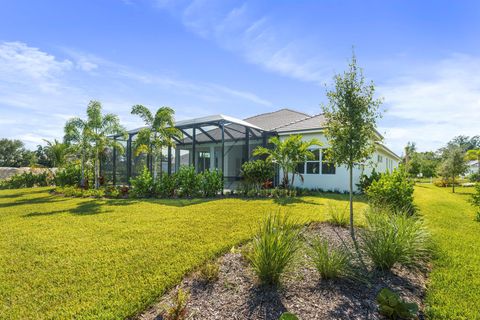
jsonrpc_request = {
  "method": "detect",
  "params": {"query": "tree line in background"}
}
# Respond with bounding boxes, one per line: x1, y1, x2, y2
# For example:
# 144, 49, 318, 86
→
0, 138, 68, 168
403, 135, 480, 192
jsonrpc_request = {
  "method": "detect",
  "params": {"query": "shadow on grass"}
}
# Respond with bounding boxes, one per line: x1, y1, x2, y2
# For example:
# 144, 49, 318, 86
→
23, 200, 112, 217
105, 197, 218, 208
0, 188, 50, 199
273, 197, 323, 206
0, 194, 68, 209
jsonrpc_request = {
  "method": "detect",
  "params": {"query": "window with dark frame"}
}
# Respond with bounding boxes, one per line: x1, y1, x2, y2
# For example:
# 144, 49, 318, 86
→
321, 149, 336, 174
306, 149, 320, 174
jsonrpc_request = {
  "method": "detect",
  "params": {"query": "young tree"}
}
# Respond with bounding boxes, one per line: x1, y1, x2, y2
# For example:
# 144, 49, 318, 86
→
131, 105, 182, 179
403, 142, 420, 177
438, 145, 468, 193
253, 135, 321, 189
322, 53, 383, 241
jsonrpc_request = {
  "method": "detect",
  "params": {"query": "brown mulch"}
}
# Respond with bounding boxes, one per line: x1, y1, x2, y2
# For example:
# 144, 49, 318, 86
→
137, 223, 428, 320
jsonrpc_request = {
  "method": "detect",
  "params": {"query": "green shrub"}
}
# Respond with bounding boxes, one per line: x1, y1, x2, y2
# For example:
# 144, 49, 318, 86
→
55, 162, 82, 187
130, 166, 154, 198
199, 169, 223, 197
155, 173, 177, 198
271, 188, 296, 198
104, 186, 120, 198
327, 202, 349, 227
376, 288, 418, 319
468, 172, 480, 183
361, 210, 431, 270
198, 262, 220, 283
0, 171, 53, 189
471, 183, 480, 209
240, 160, 274, 191
176, 166, 200, 198
279, 313, 299, 320
357, 169, 382, 193
309, 238, 351, 279
247, 213, 300, 285
366, 169, 415, 214
57, 186, 84, 197
163, 288, 189, 320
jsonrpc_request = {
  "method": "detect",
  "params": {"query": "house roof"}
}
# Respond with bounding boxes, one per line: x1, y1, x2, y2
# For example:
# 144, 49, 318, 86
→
175, 114, 264, 131
181, 108, 312, 144
275, 114, 326, 132
121, 108, 400, 160
243, 108, 311, 131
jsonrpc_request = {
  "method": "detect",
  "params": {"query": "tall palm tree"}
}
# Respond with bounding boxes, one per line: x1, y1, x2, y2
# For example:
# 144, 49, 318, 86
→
64, 117, 90, 188
131, 105, 182, 178
253, 135, 321, 189
86, 101, 126, 189
42, 139, 68, 167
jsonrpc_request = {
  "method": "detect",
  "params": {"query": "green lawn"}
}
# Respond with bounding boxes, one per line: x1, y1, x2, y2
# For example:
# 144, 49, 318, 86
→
0, 188, 366, 319
414, 184, 480, 319
1, 185, 478, 319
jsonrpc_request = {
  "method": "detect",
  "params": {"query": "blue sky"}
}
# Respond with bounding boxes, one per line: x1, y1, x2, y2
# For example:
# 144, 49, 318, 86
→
0, 0, 479, 154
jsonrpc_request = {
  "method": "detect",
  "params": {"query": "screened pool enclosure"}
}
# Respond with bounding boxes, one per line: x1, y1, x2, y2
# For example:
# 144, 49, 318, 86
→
103, 114, 274, 189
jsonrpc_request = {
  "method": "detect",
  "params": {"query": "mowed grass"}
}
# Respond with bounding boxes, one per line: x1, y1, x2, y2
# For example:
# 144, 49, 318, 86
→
414, 184, 480, 319
0, 188, 366, 319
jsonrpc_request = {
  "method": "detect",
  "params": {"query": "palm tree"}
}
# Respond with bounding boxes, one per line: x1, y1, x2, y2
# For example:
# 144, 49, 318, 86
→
64, 117, 90, 188
131, 105, 182, 178
466, 149, 480, 175
42, 139, 68, 167
86, 101, 126, 189
253, 135, 321, 189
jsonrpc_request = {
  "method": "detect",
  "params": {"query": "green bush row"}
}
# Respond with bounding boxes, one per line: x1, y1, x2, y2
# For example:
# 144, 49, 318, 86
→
0, 171, 54, 189
130, 166, 223, 198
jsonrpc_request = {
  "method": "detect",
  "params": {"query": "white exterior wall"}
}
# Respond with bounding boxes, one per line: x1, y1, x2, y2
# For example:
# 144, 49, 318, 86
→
278, 131, 400, 193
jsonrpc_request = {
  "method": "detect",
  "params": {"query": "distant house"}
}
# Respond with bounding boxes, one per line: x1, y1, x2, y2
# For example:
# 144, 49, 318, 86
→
466, 160, 479, 176
110, 109, 401, 192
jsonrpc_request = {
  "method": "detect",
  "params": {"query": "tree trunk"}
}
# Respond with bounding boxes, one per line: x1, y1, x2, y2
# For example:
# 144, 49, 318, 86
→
452, 175, 455, 193
80, 148, 85, 189
94, 147, 99, 189
153, 151, 157, 180
349, 165, 355, 239
159, 148, 163, 177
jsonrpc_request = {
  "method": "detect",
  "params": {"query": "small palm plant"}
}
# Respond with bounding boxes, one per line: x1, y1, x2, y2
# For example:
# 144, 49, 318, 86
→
131, 105, 182, 179
247, 213, 301, 285
253, 135, 321, 189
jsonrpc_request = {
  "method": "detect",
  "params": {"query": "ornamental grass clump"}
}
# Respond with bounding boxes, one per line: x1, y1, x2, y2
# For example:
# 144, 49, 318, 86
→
309, 238, 351, 279
327, 202, 349, 228
361, 209, 431, 271
248, 213, 301, 285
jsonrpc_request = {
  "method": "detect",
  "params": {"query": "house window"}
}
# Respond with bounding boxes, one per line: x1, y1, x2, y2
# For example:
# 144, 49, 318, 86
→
378, 155, 383, 163
306, 149, 320, 174
321, 149, 336, 174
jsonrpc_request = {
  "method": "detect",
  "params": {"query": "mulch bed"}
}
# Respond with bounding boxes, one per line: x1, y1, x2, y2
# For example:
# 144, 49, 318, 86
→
137, 223, 428, 320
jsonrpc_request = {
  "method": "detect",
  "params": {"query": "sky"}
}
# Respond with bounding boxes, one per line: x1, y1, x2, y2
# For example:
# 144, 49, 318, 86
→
0, 0, 479, 155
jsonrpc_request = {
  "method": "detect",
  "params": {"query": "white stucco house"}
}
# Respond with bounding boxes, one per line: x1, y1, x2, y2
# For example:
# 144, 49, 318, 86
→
112, 108, 401, 192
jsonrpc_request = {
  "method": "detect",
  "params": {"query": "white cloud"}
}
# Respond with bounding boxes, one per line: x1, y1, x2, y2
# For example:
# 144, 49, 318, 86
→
379, 54, 480, 153
157, 0, 331, 84
0, 41, 272, 148
0, 41, 73, 92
